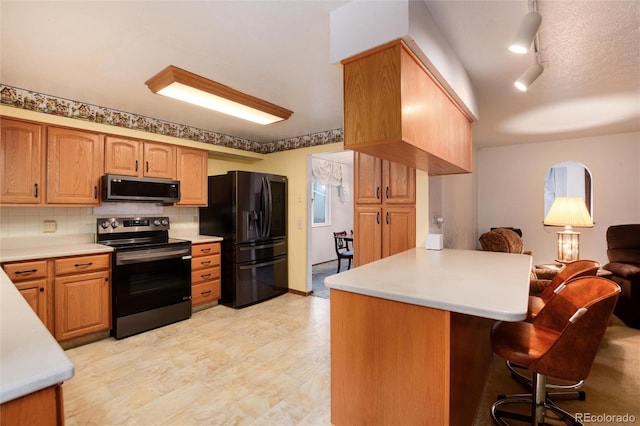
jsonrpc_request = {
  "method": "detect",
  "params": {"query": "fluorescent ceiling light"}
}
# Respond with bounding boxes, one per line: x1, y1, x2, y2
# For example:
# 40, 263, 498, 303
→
145, 65, 293, 125
509, 11, 542, 54
514, 63, 544, 92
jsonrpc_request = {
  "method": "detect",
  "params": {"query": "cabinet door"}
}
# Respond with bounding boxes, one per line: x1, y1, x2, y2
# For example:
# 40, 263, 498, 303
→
382, 206, 416, 258
354, 206, 382, 267
15, 279, 48, 328
0, 119, 43, 204
354, 152, 382, 204
47, 127, 103, 205
176, 147, 207, 206
54, 271, 110, 341
143, 142, 175, 178
104, 136, 142, 176
383, 160, 415, 204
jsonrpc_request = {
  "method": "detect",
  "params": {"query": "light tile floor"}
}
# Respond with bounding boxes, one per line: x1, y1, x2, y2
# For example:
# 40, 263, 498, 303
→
64, 293, 331, 425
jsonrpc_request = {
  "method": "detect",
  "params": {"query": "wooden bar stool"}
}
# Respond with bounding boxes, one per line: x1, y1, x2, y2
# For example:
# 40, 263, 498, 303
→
490, 276, 620, 426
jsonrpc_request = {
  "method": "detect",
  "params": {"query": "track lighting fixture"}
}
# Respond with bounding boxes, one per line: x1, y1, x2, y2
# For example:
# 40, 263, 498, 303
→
509, 10, 542, 54
514, 63, 544, 91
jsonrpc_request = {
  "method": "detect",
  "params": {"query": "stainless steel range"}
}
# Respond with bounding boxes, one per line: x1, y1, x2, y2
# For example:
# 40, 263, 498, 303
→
97, 217, 192, 339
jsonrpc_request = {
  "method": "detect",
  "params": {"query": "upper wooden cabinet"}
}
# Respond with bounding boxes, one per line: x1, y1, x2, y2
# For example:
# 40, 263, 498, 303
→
343, 40, 472, 176
47, 126, 104, 205
105, 136, 175, 179
0, 118, 44, 205
176, 146, 208, 206
354, 152, 415, 205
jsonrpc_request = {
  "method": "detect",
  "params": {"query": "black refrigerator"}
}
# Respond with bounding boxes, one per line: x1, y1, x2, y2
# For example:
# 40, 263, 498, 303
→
199, 171, 288, 308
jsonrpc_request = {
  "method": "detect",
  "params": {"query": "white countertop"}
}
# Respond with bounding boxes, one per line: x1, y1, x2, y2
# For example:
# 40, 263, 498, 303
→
0, 243, 114, 263
0, 269, 75, 404
324, 248, 532, 321
173, 235, 223, 244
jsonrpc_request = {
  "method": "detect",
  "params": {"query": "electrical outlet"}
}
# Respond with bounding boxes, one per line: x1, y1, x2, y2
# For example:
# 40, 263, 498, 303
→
43, 220, 57, 233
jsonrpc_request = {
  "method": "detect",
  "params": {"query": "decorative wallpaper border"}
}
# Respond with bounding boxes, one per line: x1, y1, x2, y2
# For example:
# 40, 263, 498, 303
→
0, 84, 343, 154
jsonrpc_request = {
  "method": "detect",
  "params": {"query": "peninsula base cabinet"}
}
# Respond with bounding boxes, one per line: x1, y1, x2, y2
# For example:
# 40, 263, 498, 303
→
0, 384, 64, 426
331, 289, 493, 426
54, 254, 111, 342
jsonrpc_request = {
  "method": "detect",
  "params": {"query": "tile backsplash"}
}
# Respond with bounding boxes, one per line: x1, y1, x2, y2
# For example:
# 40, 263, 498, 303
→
0, 204, 199, 240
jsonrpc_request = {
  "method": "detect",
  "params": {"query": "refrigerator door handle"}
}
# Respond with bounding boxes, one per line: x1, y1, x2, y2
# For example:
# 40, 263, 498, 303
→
238, 257, 285, 270
264, 177, 272, 238
260, 176, 267, 239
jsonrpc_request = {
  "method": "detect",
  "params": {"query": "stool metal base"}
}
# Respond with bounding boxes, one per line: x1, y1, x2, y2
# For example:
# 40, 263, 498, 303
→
506, 361, 586, 401
491, 373, 584, 426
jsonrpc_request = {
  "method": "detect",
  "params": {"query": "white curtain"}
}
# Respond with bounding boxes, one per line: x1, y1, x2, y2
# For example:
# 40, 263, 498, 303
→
311, 159, 350, 202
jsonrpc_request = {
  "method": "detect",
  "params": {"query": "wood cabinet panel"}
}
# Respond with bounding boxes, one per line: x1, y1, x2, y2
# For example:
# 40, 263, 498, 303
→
2, 259, 53, 332
354, 206, 382, 267
383, 160, 415, 204
54, 253, 111, 341
382, 206, 416, 258
54, 270, 110, 341
343, 40, 472, 175
0, 119, 44, 204
0, 384, 64, 426
104, 136, 142, 176
354, 152, 382, 204
143, 142, 175, 178
14, 279, 48, 325
191, 242, 221, 306
46, 127, 103, 205
3, 260, 48, 281
176, 146, 207, 206
54, 254, 111, 276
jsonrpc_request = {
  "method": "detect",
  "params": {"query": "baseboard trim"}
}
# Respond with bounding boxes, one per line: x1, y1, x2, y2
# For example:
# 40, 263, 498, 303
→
289, 288, 312, 297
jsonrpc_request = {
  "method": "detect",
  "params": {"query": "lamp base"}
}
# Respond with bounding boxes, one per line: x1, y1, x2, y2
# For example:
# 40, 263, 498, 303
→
556, 230, 581, 263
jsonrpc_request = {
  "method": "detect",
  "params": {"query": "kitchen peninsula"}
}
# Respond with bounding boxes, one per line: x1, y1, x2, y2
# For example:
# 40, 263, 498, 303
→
325, 248, 532, 426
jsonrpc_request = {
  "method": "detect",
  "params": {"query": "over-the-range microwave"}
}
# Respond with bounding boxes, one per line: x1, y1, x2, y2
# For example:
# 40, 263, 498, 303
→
101, 174, 181, 203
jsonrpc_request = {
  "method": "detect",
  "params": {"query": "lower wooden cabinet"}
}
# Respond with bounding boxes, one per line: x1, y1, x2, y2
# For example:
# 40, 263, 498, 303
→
2, 259, 52, 333
191, 242, 221, 306
54, 254, 111, 342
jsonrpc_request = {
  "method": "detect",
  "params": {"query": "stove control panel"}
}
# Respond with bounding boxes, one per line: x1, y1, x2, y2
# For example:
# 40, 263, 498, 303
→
97, 217, 171, 234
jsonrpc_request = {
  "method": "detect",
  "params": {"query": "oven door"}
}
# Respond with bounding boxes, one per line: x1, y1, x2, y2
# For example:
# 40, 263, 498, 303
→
113, 244, 192, 317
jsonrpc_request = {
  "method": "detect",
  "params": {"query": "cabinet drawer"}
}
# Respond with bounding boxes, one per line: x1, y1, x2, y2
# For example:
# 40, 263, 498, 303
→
192, 280, 221, 306
55, 254, 110, 275
192, 242, 220, 257
191, 266, 221, 285
192, 254, 221, 270
3, 260, 48, 282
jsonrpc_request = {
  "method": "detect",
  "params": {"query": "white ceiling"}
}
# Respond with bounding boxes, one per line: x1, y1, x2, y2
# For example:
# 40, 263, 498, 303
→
1, 1, 639, 150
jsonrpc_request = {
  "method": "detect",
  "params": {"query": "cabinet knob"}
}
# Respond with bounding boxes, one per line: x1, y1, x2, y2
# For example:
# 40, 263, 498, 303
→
34, 183, 38, 198
376, 187, 380, 199
94, 186, 98, 199
386, 187, 389, 199
386, 211, 390, 224
146, 161, 149, 173
135, 160, 139, 172
376, 212, 380, 224
39, 287, 45, 293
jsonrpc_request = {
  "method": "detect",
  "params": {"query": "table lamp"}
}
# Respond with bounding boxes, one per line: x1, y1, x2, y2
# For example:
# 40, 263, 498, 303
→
543, 197, 593, 263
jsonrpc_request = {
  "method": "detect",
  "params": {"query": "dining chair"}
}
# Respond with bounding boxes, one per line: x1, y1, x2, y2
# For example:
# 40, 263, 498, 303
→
333, 231, 353, 273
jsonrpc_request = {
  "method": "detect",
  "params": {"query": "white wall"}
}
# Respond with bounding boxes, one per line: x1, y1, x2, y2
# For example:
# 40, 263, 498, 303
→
477, 132, 640, 266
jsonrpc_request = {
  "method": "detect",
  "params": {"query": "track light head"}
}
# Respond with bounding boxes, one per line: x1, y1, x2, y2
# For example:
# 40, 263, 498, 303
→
509, 11, 542, 54
514, 63, 544, 91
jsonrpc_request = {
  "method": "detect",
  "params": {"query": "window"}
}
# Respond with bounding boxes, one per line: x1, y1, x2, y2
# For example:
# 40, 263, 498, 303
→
312, 180, 331, 226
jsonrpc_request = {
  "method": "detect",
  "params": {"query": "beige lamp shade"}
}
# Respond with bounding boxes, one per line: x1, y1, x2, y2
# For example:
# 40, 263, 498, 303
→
543, 197, 593, 228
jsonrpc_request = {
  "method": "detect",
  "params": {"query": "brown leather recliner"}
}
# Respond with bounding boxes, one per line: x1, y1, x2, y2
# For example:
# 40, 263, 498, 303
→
603, 224, 640, 329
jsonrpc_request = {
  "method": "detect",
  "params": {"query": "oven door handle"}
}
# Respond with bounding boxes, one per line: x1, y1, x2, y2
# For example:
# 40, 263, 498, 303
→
116, 248, 192, 265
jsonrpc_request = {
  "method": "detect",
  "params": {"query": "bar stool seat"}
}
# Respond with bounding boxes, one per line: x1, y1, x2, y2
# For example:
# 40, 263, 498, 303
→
490, 276, 620, 426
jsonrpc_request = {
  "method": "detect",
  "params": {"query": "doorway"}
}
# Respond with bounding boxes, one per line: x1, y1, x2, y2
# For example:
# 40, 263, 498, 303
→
307, 150, 354, 298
